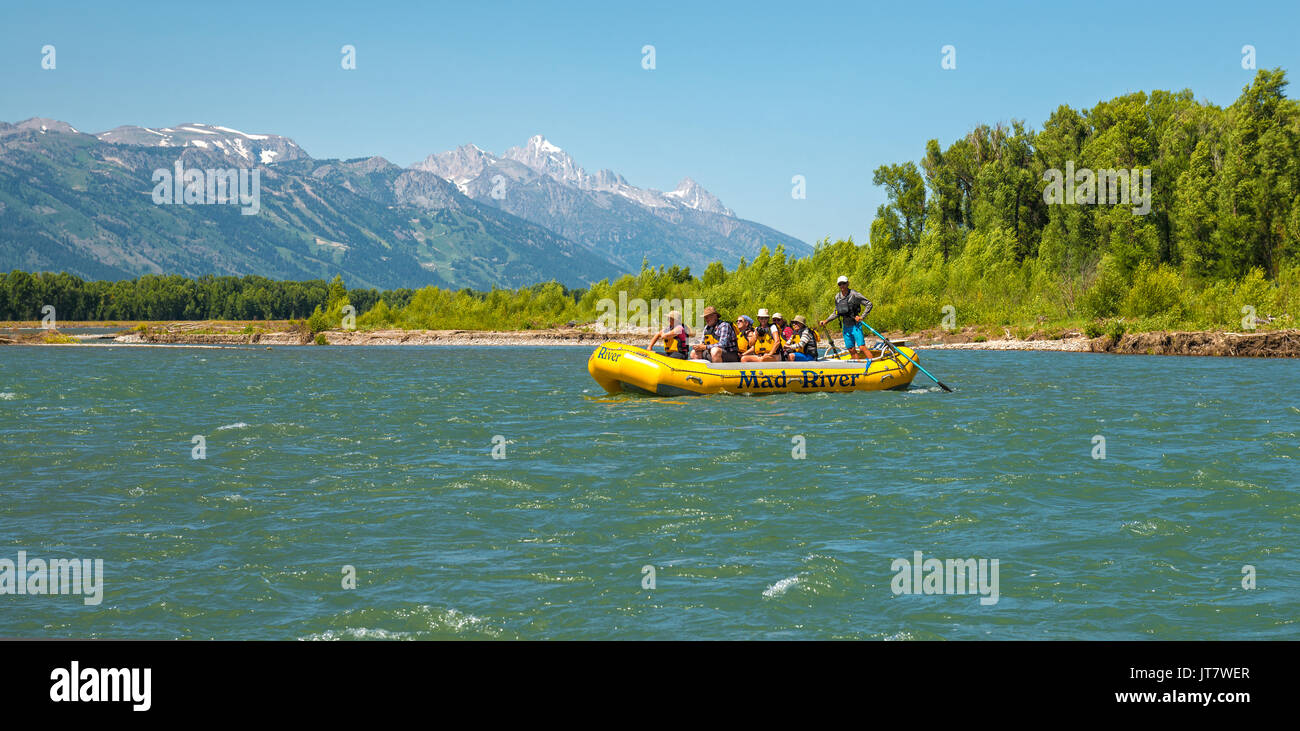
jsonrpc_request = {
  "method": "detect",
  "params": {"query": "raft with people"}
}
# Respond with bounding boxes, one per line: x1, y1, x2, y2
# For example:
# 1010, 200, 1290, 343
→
587, 275, 953, 396
587, 340, 920, 396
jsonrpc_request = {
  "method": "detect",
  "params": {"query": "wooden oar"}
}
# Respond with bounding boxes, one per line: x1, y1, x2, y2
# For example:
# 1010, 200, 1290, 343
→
860, 320, 953, 392
819, 326, 843, 359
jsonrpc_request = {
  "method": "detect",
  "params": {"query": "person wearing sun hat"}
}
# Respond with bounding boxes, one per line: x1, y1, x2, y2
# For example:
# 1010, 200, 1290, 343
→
819, 275, 874, 360
771, 312, 796, 348
689, 305, 740, 362
647, 309, 690, 359
757, 307, 782, 344
741, 309, 782, 362
783, 315, 820, 361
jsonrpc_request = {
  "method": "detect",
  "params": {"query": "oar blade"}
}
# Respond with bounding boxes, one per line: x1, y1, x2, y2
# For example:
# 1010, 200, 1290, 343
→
860, 319, 955, 393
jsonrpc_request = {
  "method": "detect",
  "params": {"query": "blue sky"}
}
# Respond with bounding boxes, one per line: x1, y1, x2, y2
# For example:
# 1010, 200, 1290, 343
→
3, 0, 1298, 248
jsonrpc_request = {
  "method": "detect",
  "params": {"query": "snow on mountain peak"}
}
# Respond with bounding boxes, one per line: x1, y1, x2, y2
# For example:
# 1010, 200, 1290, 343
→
92, 122, 308, 163
417, 135, 735, 217
528, 135, 563, 154
504, 134, 585, 186
412, 142, 499, 184
665, 177, 733, 216
15, 118, 82, 135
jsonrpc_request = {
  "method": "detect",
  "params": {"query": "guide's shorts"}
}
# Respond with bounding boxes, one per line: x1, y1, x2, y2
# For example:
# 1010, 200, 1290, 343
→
841, 322, 865, 349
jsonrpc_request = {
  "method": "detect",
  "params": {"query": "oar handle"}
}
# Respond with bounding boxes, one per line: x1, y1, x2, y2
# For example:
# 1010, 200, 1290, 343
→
820, 326, 841, 357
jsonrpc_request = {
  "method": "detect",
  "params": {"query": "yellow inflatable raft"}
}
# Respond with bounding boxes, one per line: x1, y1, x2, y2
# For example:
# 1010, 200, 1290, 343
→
587, 341, 919, 396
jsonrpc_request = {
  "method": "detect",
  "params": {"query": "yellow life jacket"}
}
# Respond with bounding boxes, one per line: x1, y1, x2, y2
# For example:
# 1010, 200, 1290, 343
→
790, 327, 818, 358
753, 329, 777, 355
662, 325, 688, 354
736, 330, 753, 353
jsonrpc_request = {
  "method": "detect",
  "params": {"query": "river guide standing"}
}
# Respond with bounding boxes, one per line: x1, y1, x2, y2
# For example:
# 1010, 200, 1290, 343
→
819, 275, 874, 360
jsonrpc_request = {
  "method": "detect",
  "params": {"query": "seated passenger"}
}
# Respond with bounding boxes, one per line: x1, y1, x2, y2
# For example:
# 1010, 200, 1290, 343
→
771, 313, 795, 345
689, 306, 740, 363
741, 310, 783, 362
647, 309, 690, 359
783, 315, 819, 361
734, 315, 756, 357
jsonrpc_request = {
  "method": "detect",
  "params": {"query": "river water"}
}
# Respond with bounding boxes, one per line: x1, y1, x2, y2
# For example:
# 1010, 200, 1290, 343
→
1, 345, 1295, 639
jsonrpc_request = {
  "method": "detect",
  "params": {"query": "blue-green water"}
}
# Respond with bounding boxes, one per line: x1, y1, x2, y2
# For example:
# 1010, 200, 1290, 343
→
1, 345, 1296, 639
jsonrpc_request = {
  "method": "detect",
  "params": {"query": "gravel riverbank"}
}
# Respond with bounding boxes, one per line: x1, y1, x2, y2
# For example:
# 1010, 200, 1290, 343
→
3, 322, 1297, 357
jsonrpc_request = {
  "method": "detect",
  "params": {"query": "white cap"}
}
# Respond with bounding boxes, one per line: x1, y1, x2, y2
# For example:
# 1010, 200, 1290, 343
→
771, 312, 783, 320
837, 275, 849, 284
757, 308, 770, 318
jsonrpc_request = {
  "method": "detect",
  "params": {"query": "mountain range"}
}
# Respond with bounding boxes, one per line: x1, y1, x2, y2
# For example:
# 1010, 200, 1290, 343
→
0, 118, 809, 290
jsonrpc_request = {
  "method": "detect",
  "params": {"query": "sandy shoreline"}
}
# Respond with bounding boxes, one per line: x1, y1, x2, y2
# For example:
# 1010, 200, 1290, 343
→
3, 322, 1297, 357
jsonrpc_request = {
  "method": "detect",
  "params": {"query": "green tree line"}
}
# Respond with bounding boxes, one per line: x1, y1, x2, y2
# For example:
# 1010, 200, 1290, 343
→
360, 70, 1300, 334
0, 272, 416, 322
5, 71, 1298, 334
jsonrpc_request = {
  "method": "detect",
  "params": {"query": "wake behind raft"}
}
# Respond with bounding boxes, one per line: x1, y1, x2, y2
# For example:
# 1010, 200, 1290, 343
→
587, 342, 919, 396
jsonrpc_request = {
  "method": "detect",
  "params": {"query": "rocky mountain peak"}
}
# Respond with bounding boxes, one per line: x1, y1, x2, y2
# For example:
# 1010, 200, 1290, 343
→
413, 142, 498, 185
503, 134, 586, 186
665, 177, 733, 216
93, 122, 309, 165
16, 117, 83, 135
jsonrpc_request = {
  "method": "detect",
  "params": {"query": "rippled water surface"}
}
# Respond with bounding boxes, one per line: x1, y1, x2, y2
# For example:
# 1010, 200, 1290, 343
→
1, 345, 1296, 639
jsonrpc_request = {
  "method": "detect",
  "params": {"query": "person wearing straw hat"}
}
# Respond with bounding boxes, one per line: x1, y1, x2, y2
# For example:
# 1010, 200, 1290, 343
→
771, 312, 795, 345
647, 309, 690, 359
757, 308, 783, 345
782, 315, 819, 361
689, 305, 740, 362
819, 275, 874, 360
